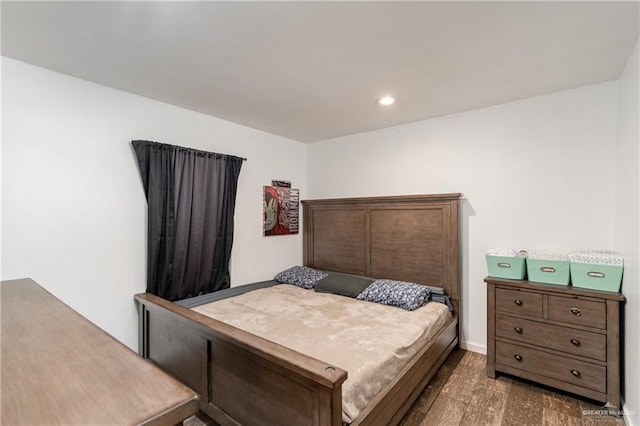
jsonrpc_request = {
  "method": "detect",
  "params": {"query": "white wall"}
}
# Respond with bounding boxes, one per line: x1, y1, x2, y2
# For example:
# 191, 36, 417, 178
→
1, 57, 307, 351
614, 39, 639, 424
308, 82, 619, 353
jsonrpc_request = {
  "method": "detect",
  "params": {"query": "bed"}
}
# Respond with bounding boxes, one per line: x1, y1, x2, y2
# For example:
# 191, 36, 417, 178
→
135, 193, 461, 425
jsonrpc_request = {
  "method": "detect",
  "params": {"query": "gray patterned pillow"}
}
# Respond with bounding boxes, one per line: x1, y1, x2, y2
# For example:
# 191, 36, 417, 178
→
274, 266, 328, 289
356, 279, 431, 311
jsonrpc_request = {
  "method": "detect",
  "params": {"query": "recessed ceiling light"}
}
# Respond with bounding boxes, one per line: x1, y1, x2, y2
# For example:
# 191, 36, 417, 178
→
376, 95, 396, 106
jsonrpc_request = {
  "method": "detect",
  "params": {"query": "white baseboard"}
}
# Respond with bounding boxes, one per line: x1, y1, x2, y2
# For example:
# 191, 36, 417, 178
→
622, 398, 636, 426
460, 340, 486, 354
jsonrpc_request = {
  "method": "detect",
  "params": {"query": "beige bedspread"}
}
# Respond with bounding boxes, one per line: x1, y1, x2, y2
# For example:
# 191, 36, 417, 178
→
192, 284, 451, 423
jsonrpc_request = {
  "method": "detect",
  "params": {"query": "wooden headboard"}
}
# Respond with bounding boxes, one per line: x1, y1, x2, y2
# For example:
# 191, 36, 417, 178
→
302, 193, 461, 315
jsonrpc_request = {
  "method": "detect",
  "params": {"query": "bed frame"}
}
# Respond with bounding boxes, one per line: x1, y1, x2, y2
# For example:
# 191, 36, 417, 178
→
135, 193, 461, 425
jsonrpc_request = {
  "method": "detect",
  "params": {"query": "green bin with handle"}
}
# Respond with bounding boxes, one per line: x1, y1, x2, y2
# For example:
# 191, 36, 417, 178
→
569, 251, 623, 292
486, 248, 527, 280
527, 249, 570, 285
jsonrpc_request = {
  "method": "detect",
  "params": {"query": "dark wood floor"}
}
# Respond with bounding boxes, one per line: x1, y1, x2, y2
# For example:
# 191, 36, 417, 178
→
185, 349, 625, 426
398, 349, 624, 426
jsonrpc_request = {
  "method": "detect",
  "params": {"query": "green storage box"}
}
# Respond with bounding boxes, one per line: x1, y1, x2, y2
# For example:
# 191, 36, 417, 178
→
486, 255, 526, 280
527, 259, 570, 285
570, 262, 623, 292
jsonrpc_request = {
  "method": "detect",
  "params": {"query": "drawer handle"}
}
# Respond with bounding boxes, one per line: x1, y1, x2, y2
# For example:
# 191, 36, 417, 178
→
514, 299, 523, 306
514, 326, 523, 334
570, 338, 581, 346
514, 354, 523, 362
540, 266, 556, 273
498, 263, 512, 268
587, 271, 605, 278
570, 369, 581, 378
570, 307, 582, 316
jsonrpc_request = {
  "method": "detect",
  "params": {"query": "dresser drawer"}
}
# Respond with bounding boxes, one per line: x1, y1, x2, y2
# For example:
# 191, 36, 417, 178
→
495, 314, 606, 361
548, 295, 606, 329
496, 341, 606, 393
496, 288, 543, 317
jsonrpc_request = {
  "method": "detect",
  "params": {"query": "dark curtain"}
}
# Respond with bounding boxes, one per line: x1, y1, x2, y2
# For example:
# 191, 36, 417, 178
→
132, 140, 243, 301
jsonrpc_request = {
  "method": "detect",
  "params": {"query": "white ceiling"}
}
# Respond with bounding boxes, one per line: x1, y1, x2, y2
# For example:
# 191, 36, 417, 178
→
2, 1, 638, 143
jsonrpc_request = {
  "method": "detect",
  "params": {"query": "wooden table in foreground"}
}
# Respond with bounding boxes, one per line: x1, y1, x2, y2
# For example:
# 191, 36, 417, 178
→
1, 278, 199, 425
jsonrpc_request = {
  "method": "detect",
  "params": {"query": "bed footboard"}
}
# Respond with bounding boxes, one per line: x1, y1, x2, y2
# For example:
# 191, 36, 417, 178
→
135, 292, 457, 426
135, 293, 347, 426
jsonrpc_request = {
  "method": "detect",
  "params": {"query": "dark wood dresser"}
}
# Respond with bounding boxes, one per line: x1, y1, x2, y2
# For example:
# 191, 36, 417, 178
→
485, 277, 625, 409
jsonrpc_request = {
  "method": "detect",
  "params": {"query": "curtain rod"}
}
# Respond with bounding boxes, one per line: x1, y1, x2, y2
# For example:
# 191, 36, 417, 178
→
132, 140, 247, 161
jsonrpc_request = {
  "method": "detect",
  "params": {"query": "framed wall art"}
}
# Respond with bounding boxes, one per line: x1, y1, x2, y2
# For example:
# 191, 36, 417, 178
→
263, 186, 300, 236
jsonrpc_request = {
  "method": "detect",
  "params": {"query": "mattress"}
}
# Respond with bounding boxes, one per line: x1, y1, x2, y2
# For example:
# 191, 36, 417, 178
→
192, 284, 452, 423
